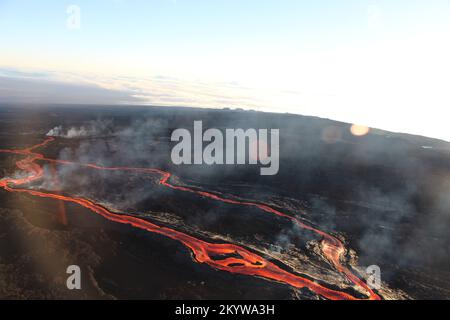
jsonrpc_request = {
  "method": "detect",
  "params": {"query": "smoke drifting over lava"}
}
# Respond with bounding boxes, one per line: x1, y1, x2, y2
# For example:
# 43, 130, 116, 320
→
1, 105, 449, 299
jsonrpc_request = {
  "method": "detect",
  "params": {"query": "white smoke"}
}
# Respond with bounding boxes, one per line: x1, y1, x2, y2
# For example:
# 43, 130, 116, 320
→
46, 120, 114, 138
46, 125, 63, 137
46, 125, 89, 138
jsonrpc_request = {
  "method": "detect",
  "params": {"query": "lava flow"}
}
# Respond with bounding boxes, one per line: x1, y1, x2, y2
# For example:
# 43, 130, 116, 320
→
0, 137, 381, 300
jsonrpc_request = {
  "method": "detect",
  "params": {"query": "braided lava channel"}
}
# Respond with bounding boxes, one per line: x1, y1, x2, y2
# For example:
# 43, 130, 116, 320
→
0, 137, 380, 300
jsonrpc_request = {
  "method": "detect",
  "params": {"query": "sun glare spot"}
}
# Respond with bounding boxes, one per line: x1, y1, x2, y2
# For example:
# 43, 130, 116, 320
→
350, 124, 370, 137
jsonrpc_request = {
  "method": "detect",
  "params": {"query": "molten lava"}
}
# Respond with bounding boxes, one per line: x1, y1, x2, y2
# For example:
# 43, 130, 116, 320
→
0, 137, 380, 300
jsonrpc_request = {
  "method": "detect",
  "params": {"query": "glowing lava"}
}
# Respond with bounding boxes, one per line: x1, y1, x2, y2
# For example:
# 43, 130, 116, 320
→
0, 137, 380, 300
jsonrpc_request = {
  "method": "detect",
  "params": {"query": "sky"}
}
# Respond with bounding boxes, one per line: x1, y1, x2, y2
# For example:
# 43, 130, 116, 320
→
1, 0, 450, 141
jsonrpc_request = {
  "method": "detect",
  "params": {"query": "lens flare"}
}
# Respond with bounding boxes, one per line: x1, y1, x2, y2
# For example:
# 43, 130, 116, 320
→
350, 124, 370, 136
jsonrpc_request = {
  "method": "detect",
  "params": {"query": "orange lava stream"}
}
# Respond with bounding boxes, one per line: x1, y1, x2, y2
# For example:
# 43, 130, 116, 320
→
0, 137, 380, 300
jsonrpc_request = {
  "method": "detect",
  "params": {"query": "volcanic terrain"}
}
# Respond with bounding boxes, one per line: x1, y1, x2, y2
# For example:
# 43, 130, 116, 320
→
0, 104, 449, 300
